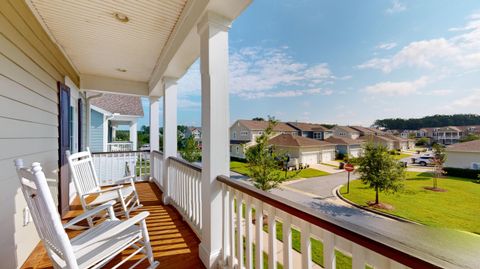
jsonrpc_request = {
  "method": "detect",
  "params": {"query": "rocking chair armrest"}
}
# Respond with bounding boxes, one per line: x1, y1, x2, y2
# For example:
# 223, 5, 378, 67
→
86, 185, 124, 195
114, 211, 150, 232
63, 201, 116, 229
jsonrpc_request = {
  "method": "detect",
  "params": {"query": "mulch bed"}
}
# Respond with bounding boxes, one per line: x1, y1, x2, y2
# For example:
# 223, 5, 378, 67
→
423, 186, 447, 192
367, 201, 395, 210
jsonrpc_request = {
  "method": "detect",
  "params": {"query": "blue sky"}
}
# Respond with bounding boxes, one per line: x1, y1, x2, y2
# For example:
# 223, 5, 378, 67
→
137, 0, 480, 129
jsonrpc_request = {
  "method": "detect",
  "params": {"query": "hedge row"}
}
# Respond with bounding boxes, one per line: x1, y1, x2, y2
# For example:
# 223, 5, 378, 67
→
444, 167, 480, 179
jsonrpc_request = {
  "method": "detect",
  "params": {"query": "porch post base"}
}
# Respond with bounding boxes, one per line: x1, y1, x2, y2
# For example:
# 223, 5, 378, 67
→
199, 243, 221, 269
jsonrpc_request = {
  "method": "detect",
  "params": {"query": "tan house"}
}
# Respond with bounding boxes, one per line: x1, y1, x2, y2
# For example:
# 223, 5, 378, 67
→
268, 134, 336, 166
332, 126, 360, 140
383, 134, 412, 151
445, 140, 480, 170
325, 136, 364, 158
361, 135, 395, 150
230, 120, 297, 159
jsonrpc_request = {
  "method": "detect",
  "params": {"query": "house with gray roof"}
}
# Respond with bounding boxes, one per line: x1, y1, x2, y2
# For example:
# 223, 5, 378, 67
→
89, 93, 144, 152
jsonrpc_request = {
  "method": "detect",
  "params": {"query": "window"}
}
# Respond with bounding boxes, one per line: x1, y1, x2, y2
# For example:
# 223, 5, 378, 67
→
240, 131, 248, 137
472, 162, 480, 170
258, 131, 264, 135
236, 146, 239, 153
233, 131, 237, 139
313, 132, 322, 139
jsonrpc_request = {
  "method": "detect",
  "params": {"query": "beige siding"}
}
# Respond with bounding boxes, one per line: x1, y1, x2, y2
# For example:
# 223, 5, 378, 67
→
0, 1, 79, 268
445, 151, 480, 169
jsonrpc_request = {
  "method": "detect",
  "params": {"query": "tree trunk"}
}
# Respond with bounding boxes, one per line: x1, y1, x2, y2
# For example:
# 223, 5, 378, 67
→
375, 187, 379, 204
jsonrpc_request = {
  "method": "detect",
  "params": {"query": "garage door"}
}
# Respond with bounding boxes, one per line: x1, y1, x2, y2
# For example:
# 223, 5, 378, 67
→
350, 149, 361, 157
321, 151, 335, 162
301, 153, 318, 165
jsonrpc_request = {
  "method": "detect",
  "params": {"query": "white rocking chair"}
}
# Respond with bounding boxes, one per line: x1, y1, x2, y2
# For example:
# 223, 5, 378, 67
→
14, 159, 159, 269
66, 149, 141, 222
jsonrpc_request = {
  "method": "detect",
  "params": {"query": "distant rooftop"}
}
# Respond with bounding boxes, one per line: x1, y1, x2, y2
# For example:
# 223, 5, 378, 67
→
287, 122, 329, 132
237, 120, 297, 132
269, 134, 333, 147
90, 93, 143, 116
446, 139, 480, 152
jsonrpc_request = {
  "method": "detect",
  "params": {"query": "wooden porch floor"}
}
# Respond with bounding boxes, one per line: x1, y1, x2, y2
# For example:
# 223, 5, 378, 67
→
21, 182, 205, 269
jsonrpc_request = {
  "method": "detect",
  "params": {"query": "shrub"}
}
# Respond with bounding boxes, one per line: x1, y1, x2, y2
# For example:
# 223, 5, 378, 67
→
336, 152, 345, 160
443, 167, 479, 180
231, 156, 247, 163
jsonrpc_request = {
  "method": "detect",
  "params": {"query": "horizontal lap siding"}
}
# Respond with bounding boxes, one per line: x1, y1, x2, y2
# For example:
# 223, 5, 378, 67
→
0, 1, 79, 268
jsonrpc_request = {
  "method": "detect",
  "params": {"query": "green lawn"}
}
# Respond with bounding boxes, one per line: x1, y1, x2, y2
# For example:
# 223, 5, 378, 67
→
230, 161, 329, 180
393, 153, 412, 160
340, 172, 480, 234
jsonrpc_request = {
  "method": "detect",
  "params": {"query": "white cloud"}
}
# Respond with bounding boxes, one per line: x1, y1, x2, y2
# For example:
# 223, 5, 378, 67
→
230, 46, 337, 99
424, 89, 453, 96
359, 13, 480, 73
178, 99, 200, 108
364, 76, 428, 96
447, 89, 480, 109
386, 0, 406, 14
375, 42, 397, 50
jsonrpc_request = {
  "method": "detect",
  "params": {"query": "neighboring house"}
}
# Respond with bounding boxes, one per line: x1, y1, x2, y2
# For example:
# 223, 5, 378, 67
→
89, 93, 144, 152
268, 134, 336, 166
325, 136, 364, 158
383, 134, 411, 150
286, 122, 332, 140
185, 126, 202, 142
312, 126, 333, 140
432, 126, 462, 145
349, 126, 384, 136
360, 135, 395, 150
332, 126, 360, 140
445, 140, 480, 170
230, 120, 297, 159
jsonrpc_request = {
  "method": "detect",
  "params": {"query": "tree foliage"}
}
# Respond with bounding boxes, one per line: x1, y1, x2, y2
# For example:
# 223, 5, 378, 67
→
245, 118, 285, 191
356, 142, 405, 204
180, 136, 201, 162
460, 133, 480, 143
374, 114, 480, 130
416, 137, 430, 146
252, 117, 265, 121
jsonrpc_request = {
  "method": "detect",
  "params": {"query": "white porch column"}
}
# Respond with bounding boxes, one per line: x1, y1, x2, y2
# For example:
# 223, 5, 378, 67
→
129, 121, 138, 150
197, 12, 231, 268
162, 77, 178, 204
149, 97, 160, 151
111, 124, 117, 140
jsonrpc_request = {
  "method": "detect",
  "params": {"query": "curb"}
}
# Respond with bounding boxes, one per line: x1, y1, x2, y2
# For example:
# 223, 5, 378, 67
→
335, 185, 421, 225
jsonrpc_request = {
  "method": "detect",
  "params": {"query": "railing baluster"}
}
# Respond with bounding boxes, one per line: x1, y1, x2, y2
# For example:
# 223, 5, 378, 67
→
323, 230, 336, 269
222, 184, 230, 267
236, 191, 244, 269
268, 206, 277, 269
254, 199, 263, 269
283, 215, 293, 269
245, 196, 253, 269
229, 187, 235, 268
301, 221, 311, 269
352, 243, 366, 269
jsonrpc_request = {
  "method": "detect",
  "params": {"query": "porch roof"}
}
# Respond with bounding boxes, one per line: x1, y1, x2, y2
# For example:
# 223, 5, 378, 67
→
26, 0, 251, 96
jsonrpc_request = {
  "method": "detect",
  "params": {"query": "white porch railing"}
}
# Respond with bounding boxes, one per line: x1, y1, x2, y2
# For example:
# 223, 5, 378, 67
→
147, 153, 465, 269
91, 150, 150, 186
107, 142, 134, 152
150, 150, 164, 190
167, 157, 202, 238
216, 176, 446, 269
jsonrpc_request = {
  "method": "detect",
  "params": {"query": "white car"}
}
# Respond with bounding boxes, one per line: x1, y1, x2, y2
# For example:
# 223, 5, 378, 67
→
413, 156, 435, 166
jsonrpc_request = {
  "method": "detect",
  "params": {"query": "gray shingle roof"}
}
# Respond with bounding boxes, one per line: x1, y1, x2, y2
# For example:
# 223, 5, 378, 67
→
90, 93, 143, 116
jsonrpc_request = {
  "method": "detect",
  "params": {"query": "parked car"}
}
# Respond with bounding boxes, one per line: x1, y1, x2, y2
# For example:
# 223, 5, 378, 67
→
413, 156, 434, 166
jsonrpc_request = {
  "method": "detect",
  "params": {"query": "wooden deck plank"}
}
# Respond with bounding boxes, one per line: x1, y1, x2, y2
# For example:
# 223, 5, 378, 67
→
21, 182, 205, 269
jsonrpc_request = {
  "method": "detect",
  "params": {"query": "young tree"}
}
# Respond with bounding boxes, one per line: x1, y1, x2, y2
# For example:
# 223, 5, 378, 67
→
245, 118, 284, 191
408, 132, 416, 139
356, 142, 405, 205
431, 144, 446, 190
416, 137, 429, 146
180, 136, 201, 162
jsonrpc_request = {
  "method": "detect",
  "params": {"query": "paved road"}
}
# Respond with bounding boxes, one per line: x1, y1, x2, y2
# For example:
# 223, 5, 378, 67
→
284, 171, 359, 198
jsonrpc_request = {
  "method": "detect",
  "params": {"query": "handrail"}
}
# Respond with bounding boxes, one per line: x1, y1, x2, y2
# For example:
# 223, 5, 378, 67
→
168, 156, 202, 172
152, 150, 163, 155
91, 150, 149, 155
216, 175, 442, 269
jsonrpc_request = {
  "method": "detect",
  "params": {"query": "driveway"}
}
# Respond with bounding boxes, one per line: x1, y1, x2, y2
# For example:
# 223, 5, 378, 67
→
283, 171, 359, 198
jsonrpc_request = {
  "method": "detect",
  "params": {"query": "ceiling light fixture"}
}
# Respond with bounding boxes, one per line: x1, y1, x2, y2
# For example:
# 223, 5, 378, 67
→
116, 68, 127, 73
113, 12, 129, 23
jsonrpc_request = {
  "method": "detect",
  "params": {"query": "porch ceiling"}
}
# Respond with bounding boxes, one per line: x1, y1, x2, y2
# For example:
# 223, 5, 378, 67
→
26, 0, 187, 83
